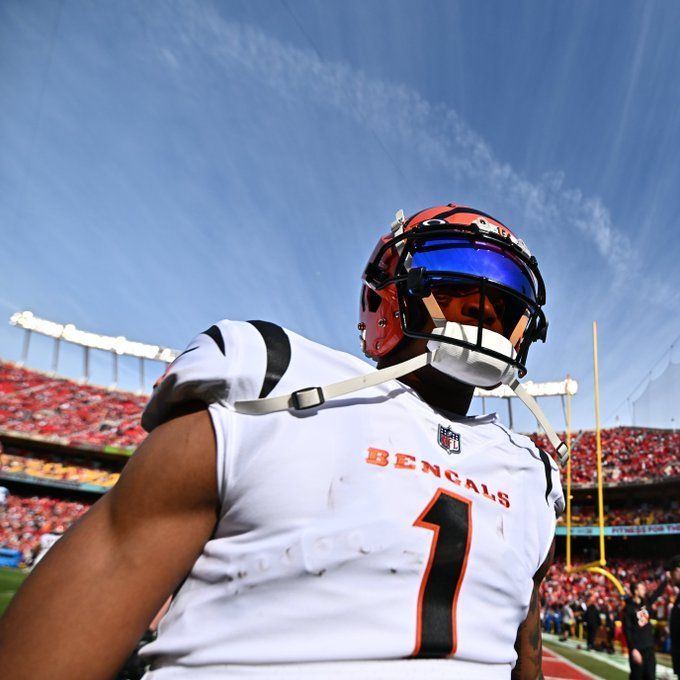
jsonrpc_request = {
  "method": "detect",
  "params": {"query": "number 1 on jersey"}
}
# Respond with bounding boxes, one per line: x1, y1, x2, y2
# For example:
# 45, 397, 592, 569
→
412, 489, 472, 657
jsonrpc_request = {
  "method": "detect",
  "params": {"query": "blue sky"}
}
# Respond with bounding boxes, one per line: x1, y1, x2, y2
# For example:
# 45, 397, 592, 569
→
1, 0, 679, 432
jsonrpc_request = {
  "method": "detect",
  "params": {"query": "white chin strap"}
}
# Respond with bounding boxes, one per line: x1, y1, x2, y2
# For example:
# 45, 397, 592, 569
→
503, 377, 569, 466
233, 350, 569, 467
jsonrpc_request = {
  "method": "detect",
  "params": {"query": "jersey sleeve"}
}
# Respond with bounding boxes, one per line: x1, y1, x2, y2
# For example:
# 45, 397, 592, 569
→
535, 447, 565, 518
141, 324, 232, 432
141, 319, 292, 433
525, 444, 564, 574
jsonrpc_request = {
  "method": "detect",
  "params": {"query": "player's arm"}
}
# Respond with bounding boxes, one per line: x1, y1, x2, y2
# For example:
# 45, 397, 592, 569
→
511, 538, 555, 680
0, 405, 219, 680
646, 576, 668, 607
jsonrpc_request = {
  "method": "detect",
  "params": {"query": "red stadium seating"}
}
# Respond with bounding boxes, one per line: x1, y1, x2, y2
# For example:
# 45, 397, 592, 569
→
0, 361, 146, 449
532, 427, 680, 486
2, 360, 680, 485
0, 494, 90, 566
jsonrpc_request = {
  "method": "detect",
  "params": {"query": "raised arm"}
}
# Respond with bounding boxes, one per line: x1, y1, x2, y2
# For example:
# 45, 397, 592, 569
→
0, 406, 219, 680
511, 538, 555, 680
646, 575, 668, 608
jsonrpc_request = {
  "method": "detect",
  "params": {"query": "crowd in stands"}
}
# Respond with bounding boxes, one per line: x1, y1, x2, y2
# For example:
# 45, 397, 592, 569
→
542, 558, 673, 617
0, 450, 121, 489
0, 493, 91, 566
541, 558, 675, 652
562, 502, 679, 526
0, 361, 147, 448
533, 427, 680, 486
2, 361, 680, 487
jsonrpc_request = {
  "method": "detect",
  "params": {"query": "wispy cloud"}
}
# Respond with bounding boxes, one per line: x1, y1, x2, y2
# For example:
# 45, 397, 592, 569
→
160, 4, 634, 282
604, 2, 654, 184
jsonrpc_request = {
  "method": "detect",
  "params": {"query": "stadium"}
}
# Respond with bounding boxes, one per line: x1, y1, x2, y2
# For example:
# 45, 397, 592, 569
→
3, 3, 680, 679
1, 312, 678, 679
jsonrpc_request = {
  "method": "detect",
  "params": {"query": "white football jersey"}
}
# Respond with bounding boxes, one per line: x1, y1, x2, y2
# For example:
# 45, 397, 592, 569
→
32, 532, 62, 568
140, 320, 563, 679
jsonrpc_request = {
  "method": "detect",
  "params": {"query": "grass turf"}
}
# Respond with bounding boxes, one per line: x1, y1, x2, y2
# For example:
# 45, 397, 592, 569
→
0, 567, 26, 616
544, 639, 629, 680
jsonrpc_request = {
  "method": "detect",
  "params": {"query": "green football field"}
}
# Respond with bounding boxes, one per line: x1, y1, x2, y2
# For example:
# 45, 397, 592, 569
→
544, 638, 628, 679
0, 567, 26, 617
544, 634, 676, 680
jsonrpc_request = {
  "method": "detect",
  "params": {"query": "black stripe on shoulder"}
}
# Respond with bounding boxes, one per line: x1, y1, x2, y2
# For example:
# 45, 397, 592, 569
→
202, 325, 226, 356
537, 448, 553, 505
247, 320, 292, 398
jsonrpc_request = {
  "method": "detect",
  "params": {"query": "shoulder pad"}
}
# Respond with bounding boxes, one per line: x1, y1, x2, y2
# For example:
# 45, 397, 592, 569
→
141, 323, 231, 432
141, 320, 294, 432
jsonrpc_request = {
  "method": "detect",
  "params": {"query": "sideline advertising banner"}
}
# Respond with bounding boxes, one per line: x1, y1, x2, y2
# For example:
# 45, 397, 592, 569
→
556, 523, 680, 537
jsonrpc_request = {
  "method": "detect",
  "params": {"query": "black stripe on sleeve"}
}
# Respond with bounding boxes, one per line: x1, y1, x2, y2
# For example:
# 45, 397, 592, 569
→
537, 448, 553, 505
247, 320, 292, 398
202, 324, 226, 356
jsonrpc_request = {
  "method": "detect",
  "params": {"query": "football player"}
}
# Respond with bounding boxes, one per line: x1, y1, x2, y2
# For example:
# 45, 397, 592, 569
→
0, 204, 564, 679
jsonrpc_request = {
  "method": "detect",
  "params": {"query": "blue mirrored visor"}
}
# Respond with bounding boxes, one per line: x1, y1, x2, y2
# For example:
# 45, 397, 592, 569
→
409, 238, 536, 301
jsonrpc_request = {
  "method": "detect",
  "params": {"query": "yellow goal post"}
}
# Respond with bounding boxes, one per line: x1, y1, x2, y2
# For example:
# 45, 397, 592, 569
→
563, 321, 625, 597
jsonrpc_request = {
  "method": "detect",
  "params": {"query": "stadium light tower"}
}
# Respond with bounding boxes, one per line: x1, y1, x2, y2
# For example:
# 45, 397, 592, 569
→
9, 311, 579, 409
473, 378, 578, 431
9, 311, 179, 391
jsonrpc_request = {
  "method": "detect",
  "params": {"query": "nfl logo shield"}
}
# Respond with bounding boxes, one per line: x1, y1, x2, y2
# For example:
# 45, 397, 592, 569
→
438, 424, 461, 454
